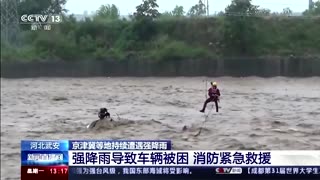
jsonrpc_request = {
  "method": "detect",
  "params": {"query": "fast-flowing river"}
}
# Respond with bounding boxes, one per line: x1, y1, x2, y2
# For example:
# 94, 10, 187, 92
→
1, 77, 320, 179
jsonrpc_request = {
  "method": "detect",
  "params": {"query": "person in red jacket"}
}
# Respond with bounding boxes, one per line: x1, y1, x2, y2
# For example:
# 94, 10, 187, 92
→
200, 81, 220, 113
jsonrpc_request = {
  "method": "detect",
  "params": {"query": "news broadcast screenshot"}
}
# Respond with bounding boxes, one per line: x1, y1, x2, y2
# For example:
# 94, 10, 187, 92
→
1, 0, 320, 180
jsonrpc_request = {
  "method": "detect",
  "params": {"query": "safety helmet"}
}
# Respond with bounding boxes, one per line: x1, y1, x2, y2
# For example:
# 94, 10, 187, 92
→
211, 82, 217, 86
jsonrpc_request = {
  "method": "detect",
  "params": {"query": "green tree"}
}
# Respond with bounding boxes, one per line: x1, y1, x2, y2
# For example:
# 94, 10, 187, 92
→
133, 0, 160, 20
95, 4, 120, 20
223, 0, 260, 55
217, 11, 225, 16
281, 7, 293, 16
172, 5, 185, 16
126, 0, 160, 45
159, 11, 174, 20
303, 0, 320, 15
256, 8, 271, 16
161, 11, 173, 17
187, 0, 206, 16
58, 14, 77, 35
160, 5, 185, 19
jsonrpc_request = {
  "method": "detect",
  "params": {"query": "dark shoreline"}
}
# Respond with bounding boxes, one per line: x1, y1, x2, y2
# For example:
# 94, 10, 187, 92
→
1, 57, 320, 78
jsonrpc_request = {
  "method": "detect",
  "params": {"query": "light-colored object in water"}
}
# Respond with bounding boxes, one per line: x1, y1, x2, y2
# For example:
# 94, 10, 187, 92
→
87, 117, 114, 130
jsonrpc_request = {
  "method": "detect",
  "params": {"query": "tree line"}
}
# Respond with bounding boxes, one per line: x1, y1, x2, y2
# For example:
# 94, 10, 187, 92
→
1, 0, 320, 62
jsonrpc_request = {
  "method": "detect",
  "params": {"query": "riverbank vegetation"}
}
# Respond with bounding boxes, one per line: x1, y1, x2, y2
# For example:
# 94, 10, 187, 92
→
1, 0, 320, 62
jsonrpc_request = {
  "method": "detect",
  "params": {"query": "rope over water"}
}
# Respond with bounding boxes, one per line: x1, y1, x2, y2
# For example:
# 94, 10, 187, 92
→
194, 104, 213, 137
194, 79, 214, 137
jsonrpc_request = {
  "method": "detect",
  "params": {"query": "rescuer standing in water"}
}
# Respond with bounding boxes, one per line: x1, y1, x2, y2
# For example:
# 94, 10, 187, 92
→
200, 82, 220, 113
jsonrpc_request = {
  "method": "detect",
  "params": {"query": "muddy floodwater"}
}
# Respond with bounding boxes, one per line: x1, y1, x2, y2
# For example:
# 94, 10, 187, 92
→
1, 77, 320, 179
